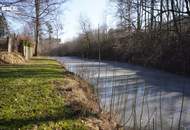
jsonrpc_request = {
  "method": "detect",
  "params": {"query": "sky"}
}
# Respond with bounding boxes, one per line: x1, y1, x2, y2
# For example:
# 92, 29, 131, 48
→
61, 0, 117, 42
2, 0, 117, 43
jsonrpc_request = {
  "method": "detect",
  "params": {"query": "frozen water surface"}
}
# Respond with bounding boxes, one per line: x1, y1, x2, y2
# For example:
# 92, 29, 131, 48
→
55, 57, 190, 130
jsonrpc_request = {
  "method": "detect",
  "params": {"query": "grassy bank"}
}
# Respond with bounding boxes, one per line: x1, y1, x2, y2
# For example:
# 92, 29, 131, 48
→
0, 58, 86, 130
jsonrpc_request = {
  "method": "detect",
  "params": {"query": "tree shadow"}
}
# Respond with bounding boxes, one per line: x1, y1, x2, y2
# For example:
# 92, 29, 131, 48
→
0, 63, 65, 79
0, 104, 97, 129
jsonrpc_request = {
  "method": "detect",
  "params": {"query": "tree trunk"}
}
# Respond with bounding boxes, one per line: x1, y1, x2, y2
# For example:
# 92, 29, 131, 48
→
34, 0, 40, 56
171, 0, 180, 35
185, 0, 190, 16
159, 0, 163, 30
150, 0, 155, 30
136, 0, 141, 31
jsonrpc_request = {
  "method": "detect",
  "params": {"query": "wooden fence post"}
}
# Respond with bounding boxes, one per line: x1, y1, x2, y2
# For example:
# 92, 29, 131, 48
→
8, 36, 12, 53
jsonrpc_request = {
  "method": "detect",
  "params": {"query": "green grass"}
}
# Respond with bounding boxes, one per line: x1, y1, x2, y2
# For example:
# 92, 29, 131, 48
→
0, 58, 86, 130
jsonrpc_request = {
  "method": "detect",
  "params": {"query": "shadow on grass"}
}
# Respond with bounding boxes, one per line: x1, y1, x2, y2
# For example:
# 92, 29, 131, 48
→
0, 64, 64, 79
0, 59, 96, 129
0, 64, 61, 69
0, 105, 97, 129
0, 106, 69, 128
31, 58, 57, 62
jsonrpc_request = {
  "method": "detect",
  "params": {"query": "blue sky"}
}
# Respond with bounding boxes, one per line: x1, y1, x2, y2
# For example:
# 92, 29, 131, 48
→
61, 0, 117, 42
3, 0, 117, 42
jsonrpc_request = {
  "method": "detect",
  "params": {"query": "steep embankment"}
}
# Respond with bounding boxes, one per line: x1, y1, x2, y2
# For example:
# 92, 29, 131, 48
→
0, 57, 120, 130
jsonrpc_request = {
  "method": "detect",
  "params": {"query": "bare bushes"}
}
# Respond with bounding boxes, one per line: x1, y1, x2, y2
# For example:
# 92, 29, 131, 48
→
55, 28, 190, 75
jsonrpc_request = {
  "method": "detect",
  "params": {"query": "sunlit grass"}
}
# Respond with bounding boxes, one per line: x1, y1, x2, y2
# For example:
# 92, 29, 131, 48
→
0, 58, 86, 130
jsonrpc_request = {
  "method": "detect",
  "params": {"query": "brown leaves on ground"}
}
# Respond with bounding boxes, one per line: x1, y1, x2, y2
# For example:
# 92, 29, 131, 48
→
0, 52, 25, 64
82, 112, 123, 130
53, 71, 123, 130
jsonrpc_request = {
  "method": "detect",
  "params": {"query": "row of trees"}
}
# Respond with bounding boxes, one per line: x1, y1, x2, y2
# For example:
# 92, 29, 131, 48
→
1, 0, 65, 56
115, 0, 190, 33
113, 0, 190, 74
53, 0, 190, 75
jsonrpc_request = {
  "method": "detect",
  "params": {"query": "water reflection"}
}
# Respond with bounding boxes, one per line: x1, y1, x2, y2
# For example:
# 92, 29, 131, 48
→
55, 57, 190, 130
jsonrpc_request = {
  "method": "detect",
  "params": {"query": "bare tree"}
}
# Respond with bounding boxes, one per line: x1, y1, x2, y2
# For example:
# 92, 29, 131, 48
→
45, 22, 53, 44
53, 12, 64, 44
2, 0, 67, 56
79, 16, 92, 58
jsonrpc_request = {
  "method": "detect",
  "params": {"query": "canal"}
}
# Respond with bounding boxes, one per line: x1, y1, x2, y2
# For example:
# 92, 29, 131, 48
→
55, 57, 190, 130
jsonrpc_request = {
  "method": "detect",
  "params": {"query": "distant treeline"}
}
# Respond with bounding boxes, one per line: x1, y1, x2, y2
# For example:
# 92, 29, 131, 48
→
48, 0, 190, 75
51, 28, 189, 75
